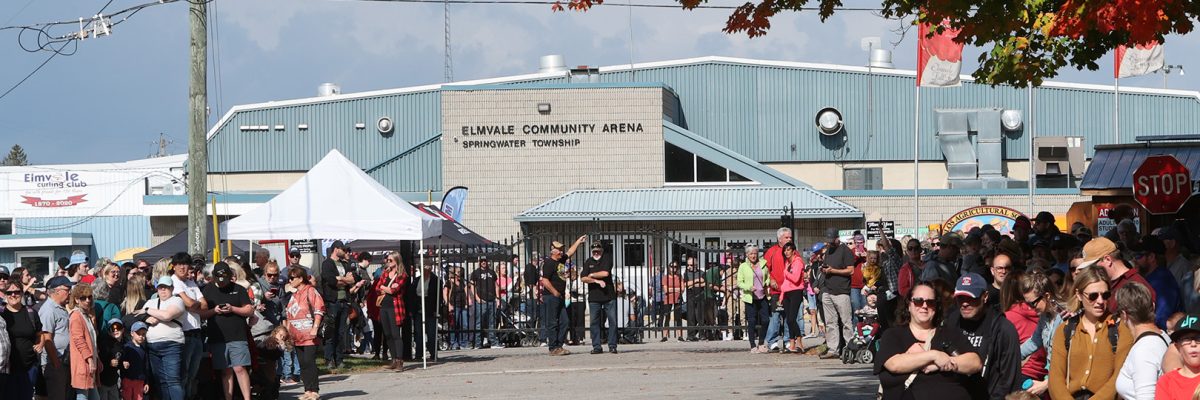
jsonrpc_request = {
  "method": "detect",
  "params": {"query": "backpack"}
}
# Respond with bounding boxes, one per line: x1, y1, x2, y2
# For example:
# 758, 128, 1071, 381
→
1062, 315, 1120, 355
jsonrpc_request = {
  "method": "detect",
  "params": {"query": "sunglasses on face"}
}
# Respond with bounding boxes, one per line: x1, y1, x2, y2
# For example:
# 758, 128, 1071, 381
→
4, 290, 21, 296
78, 296, 92, 301
1025, 293, 1045, 309
266, 274, 279, 278
992, 264, 1012, 271
1082, 291, 1111, 302
910, 297, 935, 308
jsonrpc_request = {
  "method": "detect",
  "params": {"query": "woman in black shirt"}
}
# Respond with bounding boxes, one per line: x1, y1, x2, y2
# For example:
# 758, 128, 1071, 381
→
2, 282, 41, 400
875, 281, 982, 400
444, 268, 470, 350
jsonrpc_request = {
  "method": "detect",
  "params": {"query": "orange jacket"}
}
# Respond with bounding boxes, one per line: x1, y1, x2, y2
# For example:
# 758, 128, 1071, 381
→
69, 309, 99, 389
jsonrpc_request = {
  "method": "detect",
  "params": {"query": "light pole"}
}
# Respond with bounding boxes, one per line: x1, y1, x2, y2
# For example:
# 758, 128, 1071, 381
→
1161, 64, 1185, 89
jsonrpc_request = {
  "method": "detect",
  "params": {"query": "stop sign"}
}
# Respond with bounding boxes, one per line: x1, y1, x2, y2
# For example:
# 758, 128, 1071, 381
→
1132, 155, 1193, 215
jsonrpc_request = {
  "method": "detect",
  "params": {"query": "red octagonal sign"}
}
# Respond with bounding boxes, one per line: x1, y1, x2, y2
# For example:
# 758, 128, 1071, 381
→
1133, 155, 1193, 215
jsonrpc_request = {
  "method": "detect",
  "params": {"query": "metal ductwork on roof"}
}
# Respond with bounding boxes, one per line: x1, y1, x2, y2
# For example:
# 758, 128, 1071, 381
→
935, 108, 1022, 189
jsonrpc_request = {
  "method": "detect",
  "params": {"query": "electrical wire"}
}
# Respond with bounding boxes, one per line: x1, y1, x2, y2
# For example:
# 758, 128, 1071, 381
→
348, 0, 884, 11
0, 39, 73, 101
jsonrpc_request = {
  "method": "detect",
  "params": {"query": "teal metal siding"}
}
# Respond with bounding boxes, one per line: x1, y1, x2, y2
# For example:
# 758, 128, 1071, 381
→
12, 216, 150, 261
366, 135, 443, 193
517, 187, 861, 222
588, 62, 1200, 161
208, 91, 442, 174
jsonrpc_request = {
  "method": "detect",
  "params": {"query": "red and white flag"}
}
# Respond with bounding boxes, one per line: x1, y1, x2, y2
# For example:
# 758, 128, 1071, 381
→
1115, 42, 1164, 78
917, 19, 965, 87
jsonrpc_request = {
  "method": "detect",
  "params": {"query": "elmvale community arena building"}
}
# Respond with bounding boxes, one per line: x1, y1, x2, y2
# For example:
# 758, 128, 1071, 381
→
3, 55, 1200, 276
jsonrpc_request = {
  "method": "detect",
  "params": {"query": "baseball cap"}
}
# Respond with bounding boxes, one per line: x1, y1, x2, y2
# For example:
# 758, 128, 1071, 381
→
156, 276, 174, 288
939, 233, 964, 248
289, 249, 302, 258
590, 242, 603, 250
1014, 216, 1032, 230
69, 253, 88, 266
1133, 236, 1166, 256
550, 241, 565, 251
953, 272, 987, 299
330, 240, 348, 251
0, 266, 9, 277
130, 321, 148, 332
212, 262, 233, 285
107, 318, 124, 328
1171, 314, 1200, 342
1157, 228, 1179, 241
811, 242, 826, 253
46, 276, 73, 290
191, 253, 206, 266
1034, 211, 1055, 224
825, 228, 839, 240
1077, 237, 1119, 269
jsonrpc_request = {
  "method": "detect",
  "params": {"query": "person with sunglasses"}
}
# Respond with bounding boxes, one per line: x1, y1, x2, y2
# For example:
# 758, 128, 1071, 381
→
876, 281, 982, 400
67, 283, 100, 399
897, 240, 924, 302
1154, 314, 1200, 399
284, 267, 324, 400
1078, 237, 1156, 314
1049, 268, 1134, 400
1006, 270, 1061, 396
2, 281, 41, 400
1114, 281, 1170, 400
943, 272, 1021, 399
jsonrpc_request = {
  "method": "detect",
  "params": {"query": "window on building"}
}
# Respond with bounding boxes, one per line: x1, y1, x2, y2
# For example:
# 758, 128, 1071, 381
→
664, 143, 757, 184
843, 168, 883, 190
0, 218, 11, 235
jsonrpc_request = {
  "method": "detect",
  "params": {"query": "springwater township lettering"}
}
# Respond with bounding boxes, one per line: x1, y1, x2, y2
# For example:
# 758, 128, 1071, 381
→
458, 122, 645, 149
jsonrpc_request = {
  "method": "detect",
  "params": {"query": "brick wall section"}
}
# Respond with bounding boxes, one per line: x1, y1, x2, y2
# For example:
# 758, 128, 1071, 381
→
834, 194, 1088, 232
442, 87, 667, 240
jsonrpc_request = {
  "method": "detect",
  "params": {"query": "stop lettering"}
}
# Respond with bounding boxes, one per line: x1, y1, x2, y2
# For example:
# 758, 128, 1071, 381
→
1132, 155, 1194, 215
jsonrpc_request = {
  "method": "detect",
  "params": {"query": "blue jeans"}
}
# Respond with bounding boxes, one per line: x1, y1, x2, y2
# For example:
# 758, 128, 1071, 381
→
589, 300, 618, 351
147, 341, 184, 400
542, 294, 568, 350
74, 387, 99, 400
475, 302, 498, 346
453, 307, 471, 348
850, 290, 865, 325
765, 305, 789, 348
322, 302, 349, 364
278, 349, 300, 379
181, 333, 203, 399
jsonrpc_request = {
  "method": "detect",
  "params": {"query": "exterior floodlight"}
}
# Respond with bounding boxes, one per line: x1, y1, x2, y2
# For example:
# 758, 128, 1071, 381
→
815, 107, 844, 136
377, 117, 394, 134
1001, 109, 1023, 131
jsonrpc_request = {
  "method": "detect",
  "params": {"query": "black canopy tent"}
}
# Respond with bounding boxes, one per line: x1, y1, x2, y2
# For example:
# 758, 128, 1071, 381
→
345, 219, 499, 253
134, 221, 248, 261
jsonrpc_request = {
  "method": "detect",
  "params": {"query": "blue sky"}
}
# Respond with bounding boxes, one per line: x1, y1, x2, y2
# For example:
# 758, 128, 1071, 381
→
2, 0, 1197, 165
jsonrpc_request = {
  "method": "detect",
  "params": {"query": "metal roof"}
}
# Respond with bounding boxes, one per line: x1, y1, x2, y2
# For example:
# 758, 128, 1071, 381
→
1080, 142, 1200, 192
516, 187, 862, 222
663, 120, 808, 187
203, 56, 1200, 187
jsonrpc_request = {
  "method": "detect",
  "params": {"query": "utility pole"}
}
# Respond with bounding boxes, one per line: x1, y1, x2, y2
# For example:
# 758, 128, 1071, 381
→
187, 0, 208, 256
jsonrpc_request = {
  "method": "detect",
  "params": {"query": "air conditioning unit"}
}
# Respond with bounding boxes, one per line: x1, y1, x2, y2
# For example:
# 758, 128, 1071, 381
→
1033, 136, 1085, 177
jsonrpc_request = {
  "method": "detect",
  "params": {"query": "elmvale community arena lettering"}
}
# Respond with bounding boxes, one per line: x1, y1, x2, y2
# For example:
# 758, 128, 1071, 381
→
460, 123, 645, 136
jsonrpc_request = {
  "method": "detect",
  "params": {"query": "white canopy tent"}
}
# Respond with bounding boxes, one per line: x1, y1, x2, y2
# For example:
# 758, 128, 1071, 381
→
220, 149, 441, 240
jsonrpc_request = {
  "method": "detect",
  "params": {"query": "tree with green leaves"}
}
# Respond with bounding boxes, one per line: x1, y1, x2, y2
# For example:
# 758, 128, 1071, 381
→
2, 144, 29, 166
555, 0, 1198, 87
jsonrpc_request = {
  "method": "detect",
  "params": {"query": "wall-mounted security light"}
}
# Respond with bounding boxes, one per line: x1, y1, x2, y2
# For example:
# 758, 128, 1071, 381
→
537, 103, 551, 114
815, 107, 844, 136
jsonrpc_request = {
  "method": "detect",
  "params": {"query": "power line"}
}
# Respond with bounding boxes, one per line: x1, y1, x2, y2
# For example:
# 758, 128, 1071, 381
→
348, 0, 884, 11
0, 39, 72, 101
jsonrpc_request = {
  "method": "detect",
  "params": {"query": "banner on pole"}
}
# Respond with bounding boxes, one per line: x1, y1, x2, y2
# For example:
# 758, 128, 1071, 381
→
1115, 42, 1164, 78
440, 186, 469, 222
917, 19, 965, 87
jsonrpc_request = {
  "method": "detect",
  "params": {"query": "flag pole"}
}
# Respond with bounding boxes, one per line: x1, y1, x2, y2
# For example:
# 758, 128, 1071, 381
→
1114, 77, 1120, 144
913, 86, 921, 234
1028, 85, 1035, 215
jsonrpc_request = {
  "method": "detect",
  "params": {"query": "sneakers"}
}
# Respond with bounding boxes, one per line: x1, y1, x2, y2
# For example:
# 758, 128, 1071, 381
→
549, 348, 572, 356
495, 343, 507, 349
609, 348, 618, 354
659, 337, 668, 343
591, 348, 604, 354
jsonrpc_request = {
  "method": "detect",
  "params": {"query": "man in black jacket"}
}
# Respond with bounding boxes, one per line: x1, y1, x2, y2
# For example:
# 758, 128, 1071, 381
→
404, 259, 443, 361
944, 272, 1021, 400
319, 240, 359, 370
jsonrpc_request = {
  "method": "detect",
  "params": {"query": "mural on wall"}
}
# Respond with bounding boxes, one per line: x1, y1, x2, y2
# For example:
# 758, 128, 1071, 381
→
941, 206, 1027, 235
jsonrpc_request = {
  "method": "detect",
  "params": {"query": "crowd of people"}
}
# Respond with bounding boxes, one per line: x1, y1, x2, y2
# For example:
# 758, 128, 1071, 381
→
1, 206, 1196, 400
869, 210, 1200, 400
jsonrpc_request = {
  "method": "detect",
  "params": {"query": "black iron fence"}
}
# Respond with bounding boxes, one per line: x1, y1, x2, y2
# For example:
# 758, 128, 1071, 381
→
402, 228, 786, 349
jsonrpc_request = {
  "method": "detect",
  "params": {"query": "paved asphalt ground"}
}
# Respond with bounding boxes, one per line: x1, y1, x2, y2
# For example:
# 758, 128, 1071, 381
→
280, 338, 878, 399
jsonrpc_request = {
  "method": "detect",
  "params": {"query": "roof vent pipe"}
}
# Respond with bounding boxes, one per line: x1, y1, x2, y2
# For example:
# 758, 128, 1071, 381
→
317, 83, 341, 97
869, 49, 894, 69
539, 55, 567, 74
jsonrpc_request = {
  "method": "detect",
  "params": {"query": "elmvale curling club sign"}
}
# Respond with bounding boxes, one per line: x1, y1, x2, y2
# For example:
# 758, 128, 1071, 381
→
17, 171, 91, 208
455, 122, 646, 149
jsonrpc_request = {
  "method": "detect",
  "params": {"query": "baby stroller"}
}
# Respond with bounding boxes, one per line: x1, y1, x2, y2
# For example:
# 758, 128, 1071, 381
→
497, 304, 539, 348
841, 311, 879, 364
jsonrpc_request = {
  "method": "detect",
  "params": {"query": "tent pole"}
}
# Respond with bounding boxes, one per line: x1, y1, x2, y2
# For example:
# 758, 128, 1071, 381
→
421, 239, 427, 370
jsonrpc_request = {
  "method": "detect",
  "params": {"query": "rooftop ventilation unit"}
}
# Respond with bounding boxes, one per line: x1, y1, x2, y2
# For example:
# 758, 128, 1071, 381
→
539, 55, 567, 74
317, 83, 341, 97
569, 65, 600, 83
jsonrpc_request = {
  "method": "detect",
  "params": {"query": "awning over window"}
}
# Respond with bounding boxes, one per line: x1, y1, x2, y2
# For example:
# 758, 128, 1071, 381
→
1080, 142, 1200, 194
